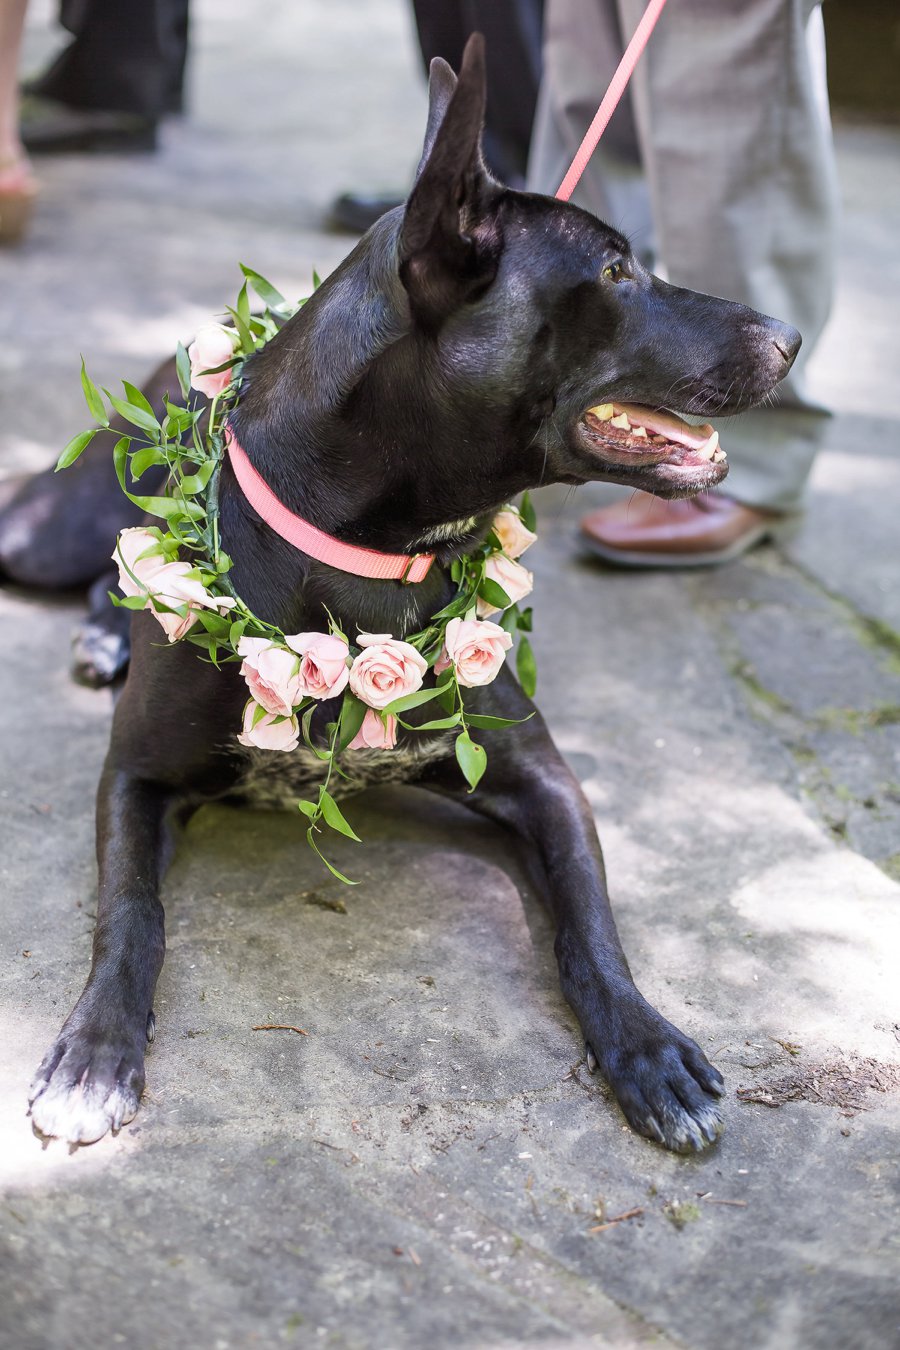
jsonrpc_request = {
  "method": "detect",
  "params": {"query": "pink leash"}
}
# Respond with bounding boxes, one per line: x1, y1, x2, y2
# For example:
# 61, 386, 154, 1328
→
556, 0, 669, 202
227, 3, 666, 582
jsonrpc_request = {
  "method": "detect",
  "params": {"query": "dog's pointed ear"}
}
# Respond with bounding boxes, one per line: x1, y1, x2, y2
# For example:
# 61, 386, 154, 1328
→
399, 34, 501, 323
414, 57, 458, 180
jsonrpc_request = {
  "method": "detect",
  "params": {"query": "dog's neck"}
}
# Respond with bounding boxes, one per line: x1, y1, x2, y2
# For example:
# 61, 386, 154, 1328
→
226, 224, 539, 560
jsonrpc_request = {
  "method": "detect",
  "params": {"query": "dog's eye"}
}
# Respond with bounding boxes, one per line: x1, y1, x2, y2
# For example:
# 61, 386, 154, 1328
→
602, 261, 627, 283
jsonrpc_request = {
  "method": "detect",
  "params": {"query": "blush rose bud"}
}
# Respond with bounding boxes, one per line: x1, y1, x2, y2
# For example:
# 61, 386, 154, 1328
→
348, 709, 398, 750
237, 702, 300, 752
435, 617, 513, 687
349, 636, 428, 709
188, 323, 240, 398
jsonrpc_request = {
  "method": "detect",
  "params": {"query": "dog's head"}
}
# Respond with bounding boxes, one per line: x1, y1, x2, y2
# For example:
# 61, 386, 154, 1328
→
397, 34, 800, 497
239, 35, 800, 541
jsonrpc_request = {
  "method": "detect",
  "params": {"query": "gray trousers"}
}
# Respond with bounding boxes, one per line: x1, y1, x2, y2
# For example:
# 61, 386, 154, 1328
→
527, 0, 839, 511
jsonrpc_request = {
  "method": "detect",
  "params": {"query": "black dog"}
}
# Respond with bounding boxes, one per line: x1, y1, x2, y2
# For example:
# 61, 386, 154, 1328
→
1, 37, 799, 1149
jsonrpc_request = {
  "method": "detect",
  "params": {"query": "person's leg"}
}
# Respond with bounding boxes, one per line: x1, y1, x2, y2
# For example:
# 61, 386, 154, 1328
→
618, 0, 837, 513
24, 0, 189, 146
527, 0, 654, 260
0, 0, 37, 243
415, 0, 544, 185
333, 0, 544, 232
0, 0, 28, 163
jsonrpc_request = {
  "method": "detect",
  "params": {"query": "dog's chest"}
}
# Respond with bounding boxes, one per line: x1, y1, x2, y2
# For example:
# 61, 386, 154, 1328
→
236, 734, 453, 810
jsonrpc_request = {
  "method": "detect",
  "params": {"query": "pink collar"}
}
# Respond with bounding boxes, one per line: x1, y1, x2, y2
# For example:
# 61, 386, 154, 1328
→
226, 428, 434, 584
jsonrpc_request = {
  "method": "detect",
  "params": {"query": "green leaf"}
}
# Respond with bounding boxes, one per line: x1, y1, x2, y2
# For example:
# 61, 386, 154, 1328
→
229, 618, 247, 647
122, 381, 156, 418
130, 445, 167, 479
338, 692, 368, 750
455, 730, 487, 792
111, 435, 202, 521
306, 826, 359, 885
112, 593, 149, 610
464, 712, 534, 730
226, 303, 255, 354
175, 341, 192, 399
179, 458, 217, 495
398, 713, 461, 731
519, 490, 536, 532
163, 404, 196, 437
312, 269, 322, 290
236, 280, 251, 328
516, 606, 533, 633
429, 591, 477, 623
478, 577, 512, 611
297, 798, 318, 819
80, 359, 108, 425
516, 635, 537, 698
55, 428, 97, 471
435, 682, 456, 715
190, 607, 232, 638
384, 673, 453, 715
105, 390, 161, 434
240, 264, 288, 312
319, 789, 362, 843
322, 605, 348, 644
499, 605, 519, 636
143, 494, 204, 522
301, 704, 331, 761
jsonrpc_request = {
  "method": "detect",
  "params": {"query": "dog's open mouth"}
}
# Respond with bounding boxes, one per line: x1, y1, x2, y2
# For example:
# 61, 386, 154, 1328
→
578, 402, 728, 490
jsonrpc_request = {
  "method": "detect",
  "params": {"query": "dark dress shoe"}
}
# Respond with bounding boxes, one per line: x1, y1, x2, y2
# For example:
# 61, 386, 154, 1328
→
580, 490, 786, 568
328, 191, 405, 234
20, 97, 157, 154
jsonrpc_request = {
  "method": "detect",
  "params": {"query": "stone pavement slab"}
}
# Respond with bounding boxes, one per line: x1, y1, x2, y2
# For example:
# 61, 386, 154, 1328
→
1, 4, 899, 1349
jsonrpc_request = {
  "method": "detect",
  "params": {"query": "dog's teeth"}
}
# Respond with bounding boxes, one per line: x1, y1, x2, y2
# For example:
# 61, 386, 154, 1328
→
696, 429, 719, 461
631, 425, 648, 439
589, 403, 615, 421
651, 434, 668, 445
712, 447, 727, 462
610, 413, 631, 430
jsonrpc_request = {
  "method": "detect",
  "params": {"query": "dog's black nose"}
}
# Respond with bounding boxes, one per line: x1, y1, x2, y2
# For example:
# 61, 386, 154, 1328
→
772, 322, 802, 368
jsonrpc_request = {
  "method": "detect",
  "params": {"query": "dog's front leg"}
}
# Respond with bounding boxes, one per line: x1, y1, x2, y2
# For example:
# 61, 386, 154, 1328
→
29, 768, 174, 1145
419, 677, 724, 1152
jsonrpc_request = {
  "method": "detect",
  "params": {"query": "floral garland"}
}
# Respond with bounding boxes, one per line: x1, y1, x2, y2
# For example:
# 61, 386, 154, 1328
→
58, 268, 538, 882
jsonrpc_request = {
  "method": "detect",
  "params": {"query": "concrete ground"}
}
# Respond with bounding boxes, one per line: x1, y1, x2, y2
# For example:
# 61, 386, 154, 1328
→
1, 3, 898, 1348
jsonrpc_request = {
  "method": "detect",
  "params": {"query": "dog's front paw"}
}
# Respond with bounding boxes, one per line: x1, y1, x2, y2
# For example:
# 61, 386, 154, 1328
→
28, 1019, 149, 1145
587, 997, 725, 1153
71, 620, 130, 688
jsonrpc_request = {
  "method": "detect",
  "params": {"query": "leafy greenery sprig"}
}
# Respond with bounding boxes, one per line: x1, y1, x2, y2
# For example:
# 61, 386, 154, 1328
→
57, 268, 538, 882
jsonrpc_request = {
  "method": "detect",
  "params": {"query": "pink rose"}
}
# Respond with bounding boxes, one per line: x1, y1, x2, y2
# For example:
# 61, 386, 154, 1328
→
349, 636, 428, 709
437, 617, 512, 687
285, 631, 351, 700
151, 561, 236, 639
476, 553, 533, 618
493, 508, 537, 559
237, 636, 304, 717
113, 527, 168, 597
188, 323, 239, 398
114, 528, 236, 640
237, 701, 300, 752
348, 708, 398, 750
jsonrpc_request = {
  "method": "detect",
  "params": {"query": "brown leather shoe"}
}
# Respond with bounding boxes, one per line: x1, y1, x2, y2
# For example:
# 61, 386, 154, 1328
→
580, 491, 784, 568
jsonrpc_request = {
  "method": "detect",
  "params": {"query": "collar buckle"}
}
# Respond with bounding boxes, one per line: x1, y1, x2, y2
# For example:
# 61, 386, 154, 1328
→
400, 553, 429, 584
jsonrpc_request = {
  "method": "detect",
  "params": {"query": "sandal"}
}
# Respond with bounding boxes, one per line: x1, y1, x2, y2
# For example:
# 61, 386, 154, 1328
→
0, 153, 39, 245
